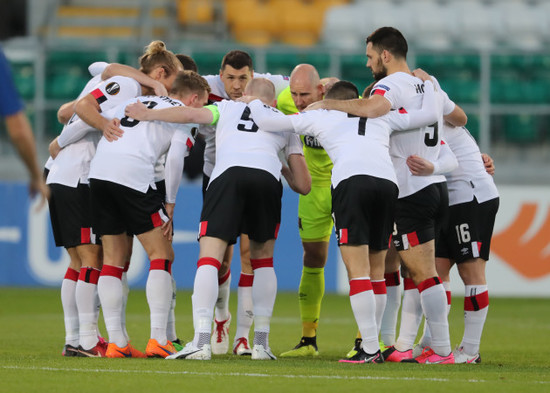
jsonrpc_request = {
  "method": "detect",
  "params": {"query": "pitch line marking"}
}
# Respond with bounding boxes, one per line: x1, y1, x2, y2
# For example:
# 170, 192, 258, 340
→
2, 365, 549, 384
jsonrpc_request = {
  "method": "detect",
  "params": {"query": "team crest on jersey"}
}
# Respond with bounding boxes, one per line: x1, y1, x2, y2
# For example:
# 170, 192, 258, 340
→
105, 82, 120, 95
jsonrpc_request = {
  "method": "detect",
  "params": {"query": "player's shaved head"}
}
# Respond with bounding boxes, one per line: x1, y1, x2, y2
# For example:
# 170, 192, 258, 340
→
245, 78, 276, 105
289, 64, 324, 111
290, 64, 321, 88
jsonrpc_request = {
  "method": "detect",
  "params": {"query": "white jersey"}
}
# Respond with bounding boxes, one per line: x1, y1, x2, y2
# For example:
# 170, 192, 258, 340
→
379, 74, 454, 197
248, 80, 438, 189
47, 75, 141, 187
89, 95, 197, 197
443, 124, 499, 205
201, 72, 290, 177
206, 100, 302, 185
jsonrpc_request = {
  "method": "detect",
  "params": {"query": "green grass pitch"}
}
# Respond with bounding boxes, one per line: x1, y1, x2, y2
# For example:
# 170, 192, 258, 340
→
0, 288, 549, 393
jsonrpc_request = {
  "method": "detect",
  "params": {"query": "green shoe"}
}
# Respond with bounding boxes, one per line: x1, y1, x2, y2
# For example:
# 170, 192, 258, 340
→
280, 336, 319, 358
345, 338, 362, 359
172, 338, 184, 352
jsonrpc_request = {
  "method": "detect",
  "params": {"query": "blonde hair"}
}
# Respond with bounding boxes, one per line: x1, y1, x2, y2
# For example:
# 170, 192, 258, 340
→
139, 40, 181, 77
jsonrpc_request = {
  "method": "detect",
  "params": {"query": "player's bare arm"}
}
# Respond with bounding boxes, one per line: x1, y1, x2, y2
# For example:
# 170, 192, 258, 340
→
305, 94, 391, 118
125, 101, 214, 125
284, 153, 311, 195
75, 94, 123, 141
57, 100, 76, 124
102, 63, 168, 96
444, 104, 468, 127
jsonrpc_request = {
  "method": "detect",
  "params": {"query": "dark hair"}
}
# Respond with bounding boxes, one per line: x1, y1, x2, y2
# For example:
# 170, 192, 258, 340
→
325, 80, 359, 100
366, 27, 408, 60
171, 70, 211, 96
221, 50, 253, 71
176, 54, 198, 73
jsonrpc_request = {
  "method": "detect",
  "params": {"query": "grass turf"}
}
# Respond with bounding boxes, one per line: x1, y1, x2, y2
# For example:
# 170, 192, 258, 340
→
0, 288, 549, 393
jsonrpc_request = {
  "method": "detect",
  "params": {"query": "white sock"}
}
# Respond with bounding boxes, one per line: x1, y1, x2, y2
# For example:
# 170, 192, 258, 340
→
166, 275, 178, 342
419, 281, 451, 348
419, 278, 451, 356
191, 259, 220, 347
461, 285, 489, 355
349, 278, 378, 354
251, 263, 277, 347
215, 271, 231, 322
395, 279, 422, 352
98, 271, 127, 347
372, 280, 387, 336
121, 270, 129, 342
234, 273, 254, 341
381, 273, 401, 346
146, 267, 172, 344
61, 269, 79, 347
75, 268, 101, 350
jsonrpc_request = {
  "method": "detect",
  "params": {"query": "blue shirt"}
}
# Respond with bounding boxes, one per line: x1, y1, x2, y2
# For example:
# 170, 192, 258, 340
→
0, 48, 24, 117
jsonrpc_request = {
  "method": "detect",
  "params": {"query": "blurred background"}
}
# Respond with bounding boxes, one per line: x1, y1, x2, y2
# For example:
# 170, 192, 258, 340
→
1, 0, 549, 295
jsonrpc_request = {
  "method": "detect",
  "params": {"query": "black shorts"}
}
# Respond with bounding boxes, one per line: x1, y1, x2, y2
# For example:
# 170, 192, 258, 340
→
393, 182, 449, 251
48, 182, 99, 248
199, 167, 282, 245
202, 173, 210, 199
332, 175, 398, 250
436, 197, 499, 262
90, 179, 167, 237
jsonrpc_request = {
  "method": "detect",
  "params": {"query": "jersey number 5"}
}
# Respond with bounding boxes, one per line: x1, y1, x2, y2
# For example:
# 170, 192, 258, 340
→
237, 107, 259, 132
424, 122, 439, 147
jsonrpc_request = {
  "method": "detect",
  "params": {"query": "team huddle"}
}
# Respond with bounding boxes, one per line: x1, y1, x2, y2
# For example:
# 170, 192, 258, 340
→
46, 27, 499, 364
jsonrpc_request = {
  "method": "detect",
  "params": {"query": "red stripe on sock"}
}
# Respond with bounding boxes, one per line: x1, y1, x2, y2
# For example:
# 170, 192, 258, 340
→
349, 279, 373, 296
464, 291, 489, 311
238, 273, 254, 287
384, 271, 401, 287
100, 265, 124, 280
251, 258, 274, 270
64, 268, 79, 281
150, 259, 172, 274
81, 228, 91, 244
218, 269, 231, 285
79, 267, 100, 284
446, 291, 452, 305
403, 277, 416, 290
197, 257, 221, 270
417, 277, 442, 293
372, 280, 387, 295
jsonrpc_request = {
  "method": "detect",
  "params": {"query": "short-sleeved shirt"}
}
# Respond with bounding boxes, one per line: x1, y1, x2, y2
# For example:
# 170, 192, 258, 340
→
0, 48, 24, 117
